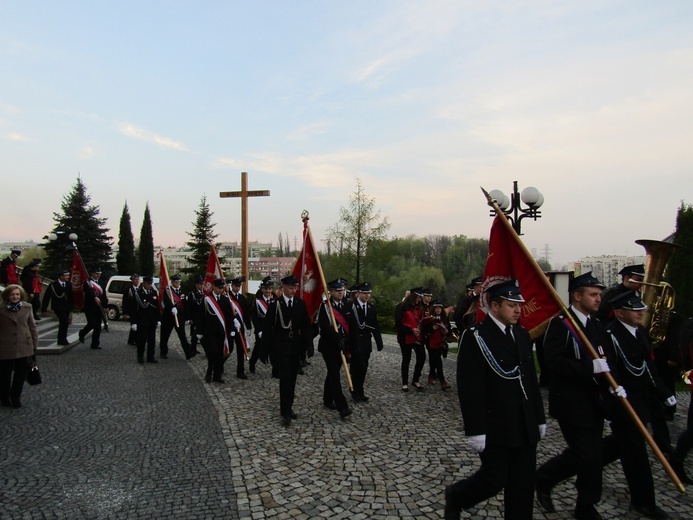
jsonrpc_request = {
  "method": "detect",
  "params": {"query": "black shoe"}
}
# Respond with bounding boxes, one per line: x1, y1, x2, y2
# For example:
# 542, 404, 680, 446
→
137, 356, 144, 364
11, 400, 21, 409
671, 460, 693, 484
34, 315, 41, 321
289, 412, 298, 419
281, 416, 291, 427
147, 358, 158, 363
160, 353, 168, 359
249, 364, 256, 374
574, 504, 602, 520
630, 503, 669, 519
340, 408, 352, 419
1, 399, 11, 407
360, 395, 369, 402
237, 373, 248, 380
205, 369, 212, 383
185, 351, 197, 360
91, 346, 102, 350
297, 367, 304, 375
212, 378, 225, 384
412, 381, 424, 391
444, 485, 462, 520
78, 331, 85, 343
324, 402, 337, 410
536, 484, 555, 513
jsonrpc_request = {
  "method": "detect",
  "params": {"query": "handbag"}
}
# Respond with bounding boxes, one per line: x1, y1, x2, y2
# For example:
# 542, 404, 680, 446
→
26, 356, 42, 386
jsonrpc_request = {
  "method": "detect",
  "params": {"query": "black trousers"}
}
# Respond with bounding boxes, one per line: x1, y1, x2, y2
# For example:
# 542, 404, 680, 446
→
427, 348, 445, 381
160, 315, 191, 356
278, 353, 299, 417
322, 350, 348, 411
0, 357, 29, 404
55, 310, 70, 344
233, 333, 247, 376
30, 294, 41, 318
81, 309, 103, 347
189, 322, 200, 349
400, 342, 426, 385
536, 414, 604, 506
349, 344, 371, 397
448, 443, 537, 520
602, 406, 656, 509
249, 335, 262, 367
672, 401, 693, 466
137, 322, 157, 361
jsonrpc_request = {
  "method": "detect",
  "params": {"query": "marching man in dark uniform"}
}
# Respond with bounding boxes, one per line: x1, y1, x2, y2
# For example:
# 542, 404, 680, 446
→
263, 274, 312, 427
132, 275, 160, 363
318, 279, 352, 420
41, 269, 74, 345
596, 264, 645, 323
249, 276, 274, 374
348, 282, 383, 403
160, 274, 195, 360
202, 278, 235, 384
185, 275, 205, 355
1, 249, 22, 286
79, 267, 108, 350
535, 272, 622, 520
602, 291, 674, 519
228, 276, 252, 379
20, 259, 43, 320
123, 274, 141, 345
445, 280, 546, 520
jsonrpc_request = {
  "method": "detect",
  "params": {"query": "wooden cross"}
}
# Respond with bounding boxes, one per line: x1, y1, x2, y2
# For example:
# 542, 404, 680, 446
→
220, 171, 270, 293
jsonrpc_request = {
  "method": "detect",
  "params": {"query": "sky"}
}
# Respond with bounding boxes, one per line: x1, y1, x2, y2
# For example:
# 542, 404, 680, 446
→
2, 1, 692, 269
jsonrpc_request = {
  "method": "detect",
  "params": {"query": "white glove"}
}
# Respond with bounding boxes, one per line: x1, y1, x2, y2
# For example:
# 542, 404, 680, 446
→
666, 395, 677, 407
230, 331, 236, 337
609, 385, 627, 399
156, 321, 161, 329
131, 324, 137, 332
258, 331, 263, 339
234, 318, 241, 331
196, 334, 203, 340
245, 329, 252, 338
539, 424, 547, 439
592, 358, 610, 374
185, 320, 191, 325
467, 435, 486, 454
171, 307, 178, 316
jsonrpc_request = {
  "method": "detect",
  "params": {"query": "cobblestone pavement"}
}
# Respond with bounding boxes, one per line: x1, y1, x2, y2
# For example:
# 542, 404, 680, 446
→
2, 319, 692, 518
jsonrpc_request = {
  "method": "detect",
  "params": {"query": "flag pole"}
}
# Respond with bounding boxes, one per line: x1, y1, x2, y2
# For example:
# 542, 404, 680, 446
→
213, 246, 250, 360
481, 186, 685, 494
74, 244, 109, 329
302, 213, 354, 392
159, 250, 180, 329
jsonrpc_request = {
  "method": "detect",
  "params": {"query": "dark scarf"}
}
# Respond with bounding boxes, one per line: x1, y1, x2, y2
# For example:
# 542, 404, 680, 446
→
6, 301, 23, 312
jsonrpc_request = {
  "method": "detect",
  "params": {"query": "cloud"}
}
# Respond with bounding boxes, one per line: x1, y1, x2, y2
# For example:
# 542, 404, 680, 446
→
117, 123, 189, 151
5, 132, 30, 142
285, 121, 330, 141
78, 146, 95, 159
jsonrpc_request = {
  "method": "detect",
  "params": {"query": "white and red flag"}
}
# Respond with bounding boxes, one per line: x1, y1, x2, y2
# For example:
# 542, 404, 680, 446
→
204, 245, 224, 295
291, 217, 326, 322
69, 249, 89, 310
158, 250, 171, 311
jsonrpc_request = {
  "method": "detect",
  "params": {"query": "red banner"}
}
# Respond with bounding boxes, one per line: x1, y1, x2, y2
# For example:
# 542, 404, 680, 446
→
291, 220, 326, 322
204, 245, 224, 295
69, 250, 88, 310
158, 251, 170, 311
477, 216, 560, 338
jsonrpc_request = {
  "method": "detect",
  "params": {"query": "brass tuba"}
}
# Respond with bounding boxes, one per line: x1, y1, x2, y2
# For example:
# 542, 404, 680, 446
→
635, 239, 681, 345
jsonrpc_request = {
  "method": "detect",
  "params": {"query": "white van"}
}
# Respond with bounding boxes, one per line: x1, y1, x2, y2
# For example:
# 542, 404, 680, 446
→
104, 275, 159, 321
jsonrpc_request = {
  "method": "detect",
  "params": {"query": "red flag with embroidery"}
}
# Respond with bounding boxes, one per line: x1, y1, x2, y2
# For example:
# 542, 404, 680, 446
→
69, 249, 89, 310
158, 250, 170, 311
291, 219, 326, 322
477, 216, 560, 338
204, 245, 224, 295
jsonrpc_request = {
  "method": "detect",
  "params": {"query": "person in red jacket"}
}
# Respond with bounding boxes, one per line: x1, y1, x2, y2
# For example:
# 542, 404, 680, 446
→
401, 287, 426, 391
0, 250, 22, 286
425, 300, 450, 390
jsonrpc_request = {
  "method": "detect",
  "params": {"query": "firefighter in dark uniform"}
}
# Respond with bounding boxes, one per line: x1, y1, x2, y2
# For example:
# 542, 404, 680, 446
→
20, 259, 42, 320
202, 278, 235, 383
595, 264, 645, 323
535, 272, 621, 520
228, 276, 252, 379
602, 291, 674, 519
453, 276, 482, 330
160, 274, 195, 360
249, 276, 275, 373
263, 274, 313, 427
79, 267, 108, 349
132, 275, 160, 363
186, 275, 205, 355
41, 269, 74, 345
348, 282, 383, 403
123, 274, 141, 345
0, 249, 22, 286
445, 280, 546, 520
318, 279, 352, 420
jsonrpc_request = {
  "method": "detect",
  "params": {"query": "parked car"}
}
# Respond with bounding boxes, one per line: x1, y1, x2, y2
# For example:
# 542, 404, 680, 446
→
104, 275, 159, 321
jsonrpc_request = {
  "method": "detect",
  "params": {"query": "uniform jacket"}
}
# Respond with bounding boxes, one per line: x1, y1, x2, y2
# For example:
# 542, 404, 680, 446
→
606, 319, 670, 422
122, 284, 139, 320
162, 287, 185, 317
229, 292, 252, 331
264, 296, 312, 357
318, 300, 349, 354
41, 280, 74, 314
185, 289, 205, 325
348, 300, 384, 352
83, 278, 108, 313
401, 307, 423, 345
250, 294, 274, 338
544, 308, 613, 424
0, 256, 19, 285
133, 286, 160, 327
457, 316, 545, 447
203, 294, 235, 354
0, 304, 39, 360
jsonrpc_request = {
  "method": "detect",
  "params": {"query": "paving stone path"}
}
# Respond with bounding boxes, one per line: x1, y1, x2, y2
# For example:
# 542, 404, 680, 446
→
1, 318, 691, 518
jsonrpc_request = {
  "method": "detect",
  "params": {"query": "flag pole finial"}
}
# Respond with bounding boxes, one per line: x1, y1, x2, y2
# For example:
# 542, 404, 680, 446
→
301, 210, 310, 222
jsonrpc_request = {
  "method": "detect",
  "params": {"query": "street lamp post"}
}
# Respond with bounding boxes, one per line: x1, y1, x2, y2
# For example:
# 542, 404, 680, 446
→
48, 231, 78, 246
488, 180, 544, 235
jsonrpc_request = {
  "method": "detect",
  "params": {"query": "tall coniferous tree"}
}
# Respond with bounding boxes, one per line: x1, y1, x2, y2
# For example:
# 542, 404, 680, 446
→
43, 176, 113, 276
138, 203, 155, 276
184, 196, 220, 276
668, 201, 693, 319
116, 202, 137, 274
